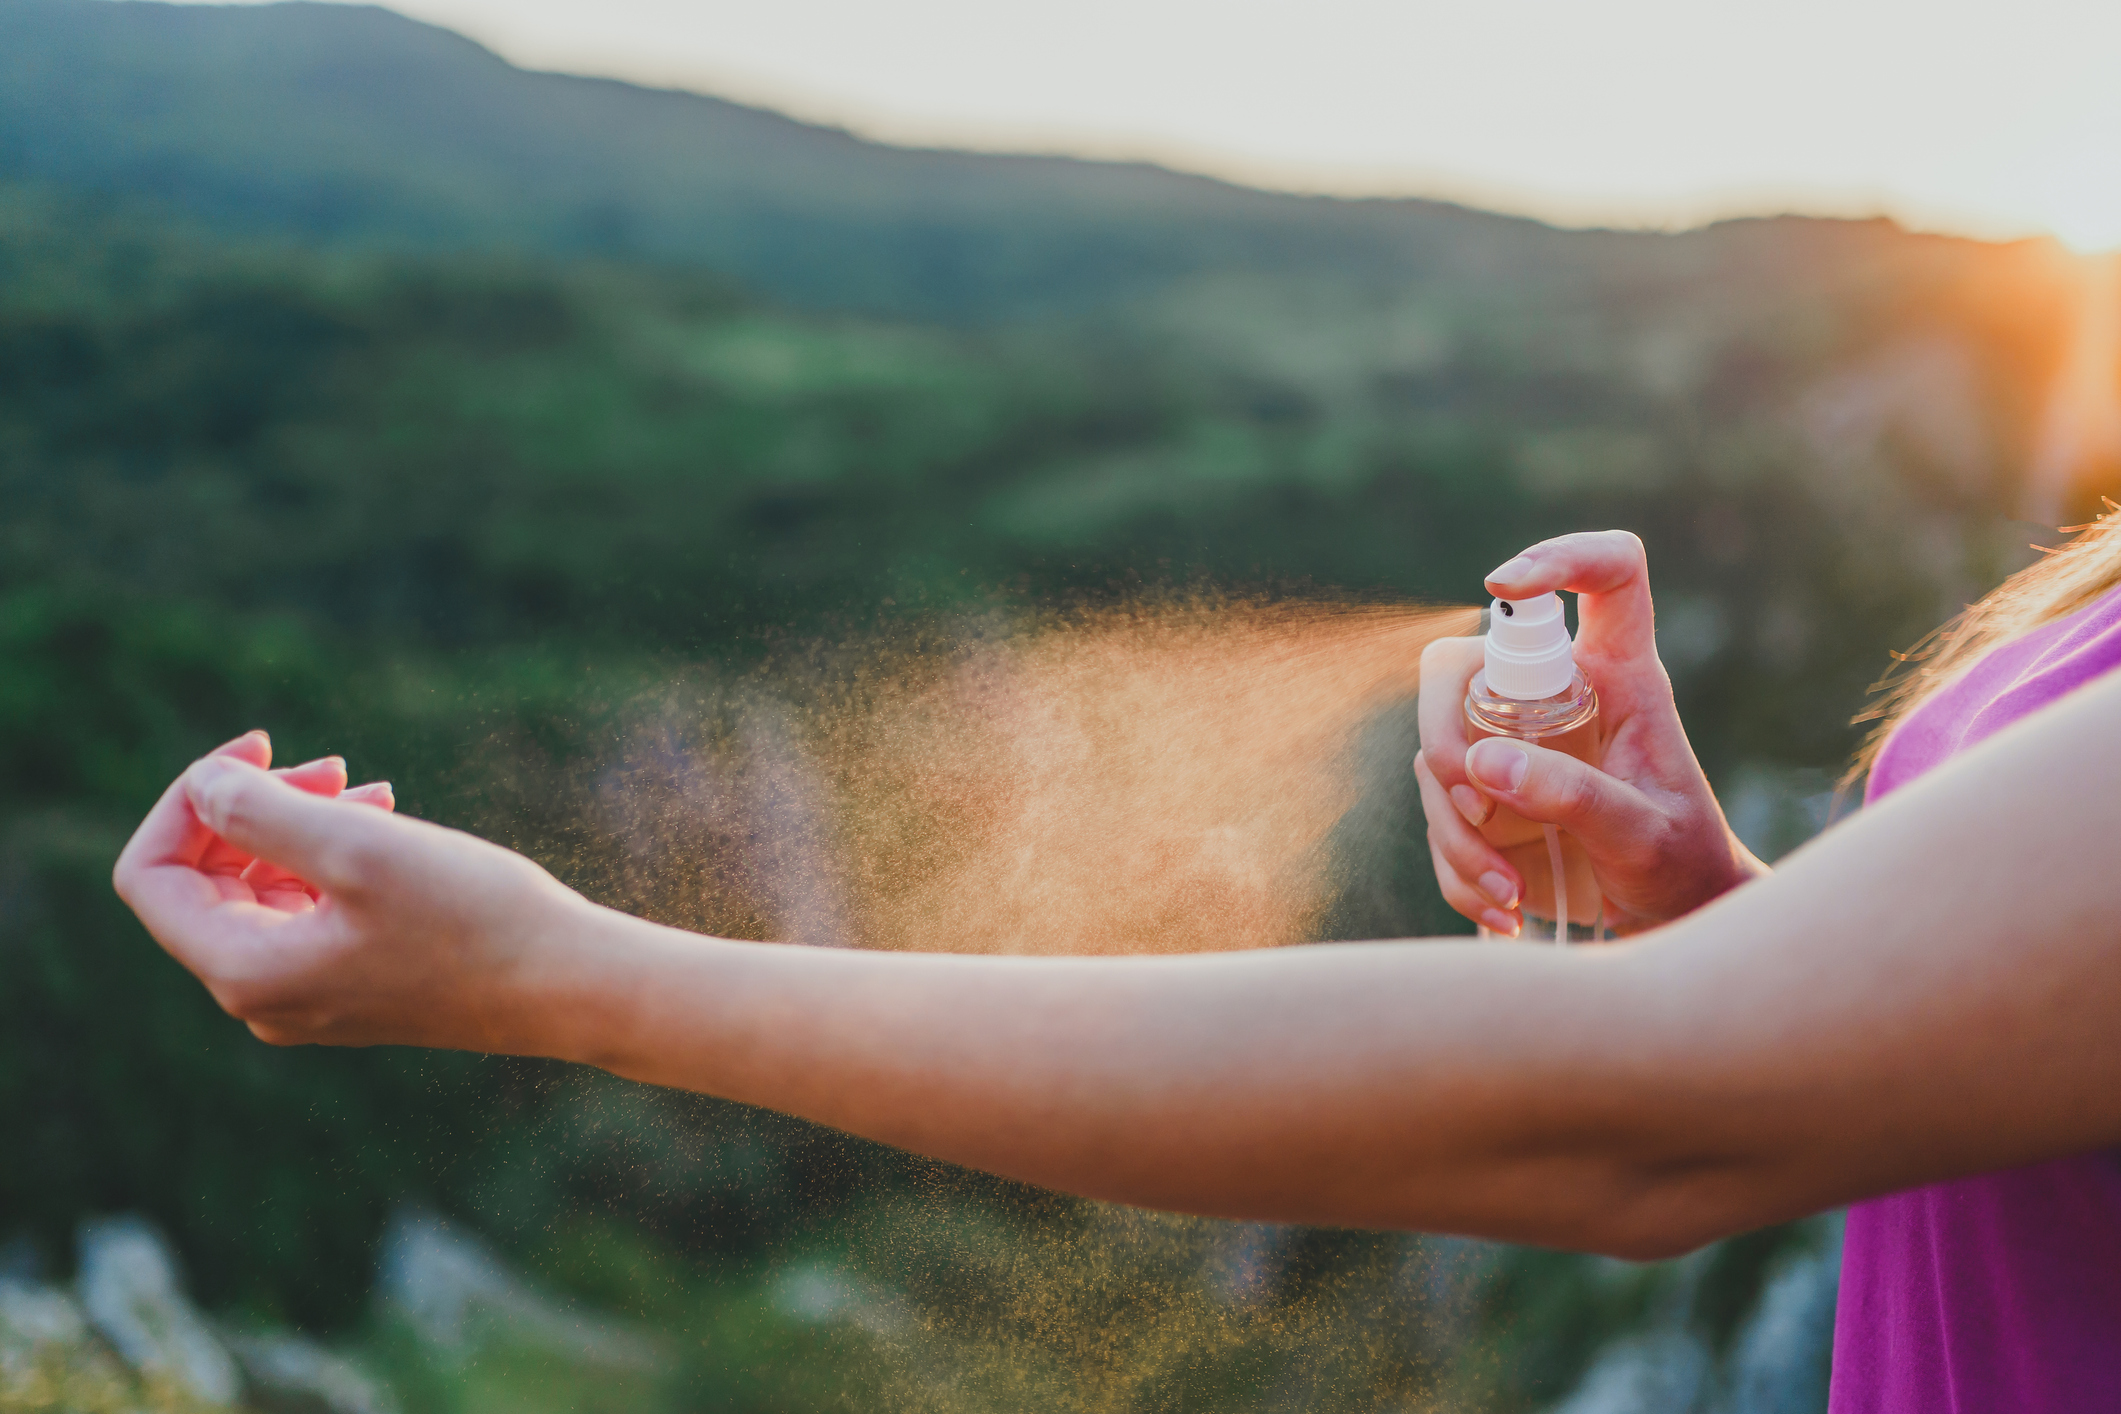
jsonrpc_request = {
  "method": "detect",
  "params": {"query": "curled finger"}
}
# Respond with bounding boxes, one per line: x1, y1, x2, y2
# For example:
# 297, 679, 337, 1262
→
1427, 834, 1520, 937
200, 755, 348, 878
1417, 634, 1486, 793
1417, 754, 1522, 914
185, 758, 399, 900
243, 779, 396, 902
114, 730, 274, 904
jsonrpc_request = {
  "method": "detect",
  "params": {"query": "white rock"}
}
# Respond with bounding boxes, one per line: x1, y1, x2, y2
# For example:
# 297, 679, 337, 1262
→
0, 1277, 135, 1403
76, 1214, 242, 1406
768, 1262, 909, 1340
771, 1265, 861, 1323
0, 1278, 92, 1351
225, 1329, 401, 1414
1, 1276, 94, 1387
1711, 1226, 1842, 1414
1549, 1331, 1711, 1414
375, 1207, 666, 1370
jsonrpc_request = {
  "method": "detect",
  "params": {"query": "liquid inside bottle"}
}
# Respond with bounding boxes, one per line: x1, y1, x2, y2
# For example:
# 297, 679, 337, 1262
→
1464, 666, 1604, 931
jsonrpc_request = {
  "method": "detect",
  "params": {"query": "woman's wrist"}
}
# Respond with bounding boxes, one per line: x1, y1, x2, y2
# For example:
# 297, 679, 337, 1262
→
483, 886, 654, 1065
494, 891, 757, 1085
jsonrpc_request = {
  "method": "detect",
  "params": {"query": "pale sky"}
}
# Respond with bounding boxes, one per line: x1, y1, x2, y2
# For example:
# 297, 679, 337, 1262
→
204, 0, 2121, 250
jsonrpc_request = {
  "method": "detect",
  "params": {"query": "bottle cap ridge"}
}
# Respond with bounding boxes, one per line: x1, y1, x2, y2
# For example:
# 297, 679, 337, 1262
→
1483, 593, 1576, 700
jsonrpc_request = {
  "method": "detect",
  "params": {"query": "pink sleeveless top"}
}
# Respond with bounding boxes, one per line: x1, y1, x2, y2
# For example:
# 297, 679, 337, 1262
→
1829, 584, 2121, 1411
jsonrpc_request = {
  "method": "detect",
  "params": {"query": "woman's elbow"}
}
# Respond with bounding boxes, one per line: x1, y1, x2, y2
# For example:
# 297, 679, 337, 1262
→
1568, 1161, 1800, 1262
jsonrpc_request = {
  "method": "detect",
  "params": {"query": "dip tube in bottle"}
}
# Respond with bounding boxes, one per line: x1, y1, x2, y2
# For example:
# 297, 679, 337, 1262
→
1463, 593, 1604, 942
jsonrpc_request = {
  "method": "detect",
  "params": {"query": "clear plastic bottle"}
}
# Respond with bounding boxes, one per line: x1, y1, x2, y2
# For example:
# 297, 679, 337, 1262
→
1462, 594, 1604, 941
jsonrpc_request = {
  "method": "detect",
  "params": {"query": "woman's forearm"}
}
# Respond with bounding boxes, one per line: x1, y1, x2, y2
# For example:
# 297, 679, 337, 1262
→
537, 667, 2121, 1258
556, 915, 1682, 1250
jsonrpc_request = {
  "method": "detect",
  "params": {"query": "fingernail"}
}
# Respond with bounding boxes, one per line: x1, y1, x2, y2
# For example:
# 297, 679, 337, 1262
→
1487, 555, 1536, 586
1467, 739, 1530, 792
1450, 784, 1491, 827
1481, 909, 1521, 938
1478, 871, 1519, 909
247, 728, 270, 744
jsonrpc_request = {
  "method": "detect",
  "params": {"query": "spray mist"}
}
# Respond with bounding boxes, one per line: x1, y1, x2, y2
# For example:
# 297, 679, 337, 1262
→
1463, 593, 1603, 942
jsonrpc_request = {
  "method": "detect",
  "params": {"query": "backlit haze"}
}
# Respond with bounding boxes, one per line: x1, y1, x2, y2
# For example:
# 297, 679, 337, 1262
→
195, 0, 2121, 250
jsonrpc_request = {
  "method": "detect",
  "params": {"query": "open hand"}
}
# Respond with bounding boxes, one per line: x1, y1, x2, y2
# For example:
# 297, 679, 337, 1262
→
1415, 531, 1768, 935
112, 730, 590, 1050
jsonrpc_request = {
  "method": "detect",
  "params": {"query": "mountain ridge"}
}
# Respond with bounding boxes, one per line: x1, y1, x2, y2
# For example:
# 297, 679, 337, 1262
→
0, 0, 1929, 320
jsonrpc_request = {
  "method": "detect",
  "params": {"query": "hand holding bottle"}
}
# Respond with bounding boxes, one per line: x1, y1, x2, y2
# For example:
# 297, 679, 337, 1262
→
1415, 531, 1768, 935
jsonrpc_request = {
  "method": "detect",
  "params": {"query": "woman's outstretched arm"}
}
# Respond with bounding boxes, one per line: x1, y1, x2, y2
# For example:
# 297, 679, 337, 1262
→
115, 668, 2121, 1258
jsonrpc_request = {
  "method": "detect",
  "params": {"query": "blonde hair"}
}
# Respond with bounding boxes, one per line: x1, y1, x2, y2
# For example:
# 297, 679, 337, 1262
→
1849, 497, 2121, 787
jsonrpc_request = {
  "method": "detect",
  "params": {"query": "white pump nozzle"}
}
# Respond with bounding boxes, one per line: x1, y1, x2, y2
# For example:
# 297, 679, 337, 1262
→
1483, 593, 1577, 700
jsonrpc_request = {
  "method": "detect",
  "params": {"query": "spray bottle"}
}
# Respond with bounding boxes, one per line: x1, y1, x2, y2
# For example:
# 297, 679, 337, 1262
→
1464, 593, 1604, 942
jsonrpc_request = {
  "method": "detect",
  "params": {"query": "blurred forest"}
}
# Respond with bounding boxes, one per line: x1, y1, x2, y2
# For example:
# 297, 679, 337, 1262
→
4, 2, 2117, 1411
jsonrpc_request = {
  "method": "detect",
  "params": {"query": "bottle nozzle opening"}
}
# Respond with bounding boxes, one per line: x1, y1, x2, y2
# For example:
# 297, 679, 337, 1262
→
1482, 592, 1576, 699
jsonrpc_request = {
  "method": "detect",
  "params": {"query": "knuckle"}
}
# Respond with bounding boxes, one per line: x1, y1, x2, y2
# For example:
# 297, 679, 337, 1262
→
1637, 814, 1690, 872
1552, 766, 1604, 824
321, 830, 391, 894
1442, 829, 1488, 871
213, 782, 257, 836
1425, 837, 1453, 877
1441, 879, 1485, 919
1425, 847, 1481, 918
1417, 737, 1464, 780
1430, 827, 1472, 869
210, 979, 267, 1022
1421, 636, 1478, 671
1423, 791, 1473, 842
246, 1011, 329, 1047
228, 989, 332, 1044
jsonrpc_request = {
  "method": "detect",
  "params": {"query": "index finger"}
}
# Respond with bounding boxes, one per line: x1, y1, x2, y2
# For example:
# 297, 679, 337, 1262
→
242, 779, 395, 902
1417, 635, 1485, 788
197, 755, 350, 878
113, 731, 273, 901
1482, 530, 1662, 706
